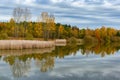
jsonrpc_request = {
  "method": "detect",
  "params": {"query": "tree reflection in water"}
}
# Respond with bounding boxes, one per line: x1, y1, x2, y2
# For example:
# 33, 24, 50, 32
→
81, 42, 120, 57
35, 56, 54, 72
6, 57, 31, 79
2, 42, 120, 79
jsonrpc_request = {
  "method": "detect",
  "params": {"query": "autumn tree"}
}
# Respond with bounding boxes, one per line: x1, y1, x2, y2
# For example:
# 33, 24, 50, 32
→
55, 23, 61, 38
34, 22, 43, 38
27, 22, 33, 35
8, 18, 15, 37
0, 22, 8, 39
71, 27, 79, 38
22, 8, 31, 37
116, 30, 120, 37
41, 12, 55, 40
100, 26, 107, 40
25, 21, 34, 40
95, 28, 101, 42
13, 7, 23, 38
41, 12, 49, 40
48, 13, 56, 39
79, 29, 85, 38
58, 25, 65, 38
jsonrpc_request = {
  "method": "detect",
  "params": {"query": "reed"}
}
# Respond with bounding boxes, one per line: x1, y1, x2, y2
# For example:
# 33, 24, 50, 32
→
55, 39, 66, 44
0, 40, 55, 50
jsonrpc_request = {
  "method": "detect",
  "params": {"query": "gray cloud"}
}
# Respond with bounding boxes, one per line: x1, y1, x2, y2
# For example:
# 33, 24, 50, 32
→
0, 0, 120, 29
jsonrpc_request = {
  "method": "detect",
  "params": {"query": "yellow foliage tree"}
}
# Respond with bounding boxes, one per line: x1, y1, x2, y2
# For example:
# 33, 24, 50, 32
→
8, 18, 15, 37
34, 22, 43, 38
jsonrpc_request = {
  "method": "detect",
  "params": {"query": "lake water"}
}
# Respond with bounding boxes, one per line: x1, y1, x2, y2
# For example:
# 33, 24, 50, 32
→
0, 43, 120, 80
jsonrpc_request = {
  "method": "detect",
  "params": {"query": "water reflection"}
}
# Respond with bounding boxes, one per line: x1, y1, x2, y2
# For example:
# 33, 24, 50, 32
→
81, 43, 120, 57
11, 58, 31, 78
1, 42, 120, 79
35, 57, 54, 72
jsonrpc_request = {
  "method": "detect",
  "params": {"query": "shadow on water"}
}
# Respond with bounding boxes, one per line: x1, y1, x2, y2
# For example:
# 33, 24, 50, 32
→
1, 42, 120, 79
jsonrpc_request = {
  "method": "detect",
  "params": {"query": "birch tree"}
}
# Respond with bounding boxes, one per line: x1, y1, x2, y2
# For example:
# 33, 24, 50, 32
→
41, 12, 49, 40
13, 7, 23, 38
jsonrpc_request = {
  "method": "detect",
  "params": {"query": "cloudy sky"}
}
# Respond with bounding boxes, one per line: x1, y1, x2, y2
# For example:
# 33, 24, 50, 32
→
0, 0, 120, 29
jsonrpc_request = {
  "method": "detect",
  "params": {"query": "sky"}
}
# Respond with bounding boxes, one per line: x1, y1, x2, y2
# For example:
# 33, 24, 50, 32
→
0, 0, 120, 29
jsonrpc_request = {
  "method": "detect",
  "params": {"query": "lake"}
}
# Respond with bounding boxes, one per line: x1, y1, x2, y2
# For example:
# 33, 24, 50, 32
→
0, 43, 120, 80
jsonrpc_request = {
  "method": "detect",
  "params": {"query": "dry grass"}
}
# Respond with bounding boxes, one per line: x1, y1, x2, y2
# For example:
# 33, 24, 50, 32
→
55, 39, 66, 44
0, 40, 55, 50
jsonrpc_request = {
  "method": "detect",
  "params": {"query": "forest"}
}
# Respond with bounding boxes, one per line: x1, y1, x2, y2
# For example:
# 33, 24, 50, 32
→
0, 7, 120, 44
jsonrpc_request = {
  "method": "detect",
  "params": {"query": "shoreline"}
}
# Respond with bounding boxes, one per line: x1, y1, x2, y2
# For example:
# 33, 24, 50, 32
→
0, 39, 67, 50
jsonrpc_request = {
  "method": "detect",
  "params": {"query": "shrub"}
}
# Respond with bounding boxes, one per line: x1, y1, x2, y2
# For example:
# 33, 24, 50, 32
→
25, 33, 34, 40
83, 36, 98, 43
111, 36, 120, 42
104, 36, 111, 43
67, 37, 77, 44
0, 33, 8, 40
116, 31, 120, 37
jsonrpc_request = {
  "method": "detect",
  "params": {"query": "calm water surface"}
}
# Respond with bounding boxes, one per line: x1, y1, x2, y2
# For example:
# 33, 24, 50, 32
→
0, 43, 120, 80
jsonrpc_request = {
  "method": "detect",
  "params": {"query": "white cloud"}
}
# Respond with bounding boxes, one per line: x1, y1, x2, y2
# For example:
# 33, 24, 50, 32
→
0, 0, 120, 28
50, 0, 74, 3
103, 0, 112, 7
71, 0, 85, 7
0, 15, 11, 21
56, 16, 92, 24
50, 0, 64, 3
15, 0, 36, 5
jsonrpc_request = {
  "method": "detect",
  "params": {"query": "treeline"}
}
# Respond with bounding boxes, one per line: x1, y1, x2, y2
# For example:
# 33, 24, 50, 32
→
0, 20, 80, 40
0, 20, 120, 42
84, 27, 120, 43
